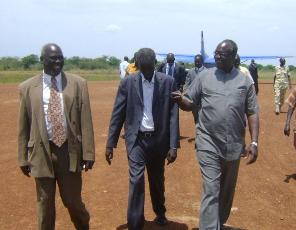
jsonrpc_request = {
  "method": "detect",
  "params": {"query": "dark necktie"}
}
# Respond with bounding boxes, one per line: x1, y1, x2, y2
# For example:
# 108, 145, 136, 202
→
168, 65, 173, 76
48, 77, 66, 147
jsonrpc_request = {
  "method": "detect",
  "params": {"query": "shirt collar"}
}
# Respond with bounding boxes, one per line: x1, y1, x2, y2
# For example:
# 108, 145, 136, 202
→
216, 66, 236, 75
167, 62, 175, 68
43, 70, 62, 83
140, 71, 155, 84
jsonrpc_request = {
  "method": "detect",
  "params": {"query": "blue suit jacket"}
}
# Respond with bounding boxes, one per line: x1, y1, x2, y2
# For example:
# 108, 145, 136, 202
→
106, 72, 179, 154
157, 63, 185, 91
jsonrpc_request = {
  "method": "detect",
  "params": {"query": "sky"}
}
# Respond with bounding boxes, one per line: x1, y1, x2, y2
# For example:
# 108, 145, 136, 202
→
1, 0, 296, 65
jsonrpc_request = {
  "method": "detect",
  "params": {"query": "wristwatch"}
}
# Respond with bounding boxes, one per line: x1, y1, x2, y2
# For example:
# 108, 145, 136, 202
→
251, 141, 258, 147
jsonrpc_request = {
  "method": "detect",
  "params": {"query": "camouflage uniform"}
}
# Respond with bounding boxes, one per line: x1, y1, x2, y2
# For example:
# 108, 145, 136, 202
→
274, 65, 290, 111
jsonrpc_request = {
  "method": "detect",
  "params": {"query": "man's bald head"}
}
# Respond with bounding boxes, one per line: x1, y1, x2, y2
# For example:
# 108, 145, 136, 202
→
40, 43, 64, 77
214, 39, 238, 73
40, 43, 63, 61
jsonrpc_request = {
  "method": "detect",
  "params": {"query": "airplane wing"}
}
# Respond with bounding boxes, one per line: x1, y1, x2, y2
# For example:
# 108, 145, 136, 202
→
157, 31, 294, 65
156, 53, 294, 64
240, 55, 294, 62
156, 53, 215, 64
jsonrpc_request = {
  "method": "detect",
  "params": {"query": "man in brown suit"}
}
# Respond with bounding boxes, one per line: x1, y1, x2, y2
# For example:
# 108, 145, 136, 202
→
18, 43, 95, 230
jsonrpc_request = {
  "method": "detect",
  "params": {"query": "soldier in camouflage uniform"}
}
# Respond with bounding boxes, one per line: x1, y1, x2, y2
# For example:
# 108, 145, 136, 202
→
274, 58, 291, 115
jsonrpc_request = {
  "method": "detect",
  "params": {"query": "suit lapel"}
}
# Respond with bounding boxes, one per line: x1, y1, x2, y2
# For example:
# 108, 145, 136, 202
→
61, 72, 74, 118
61, 73, 76, 137
152, 73, 161, 129
134, 73, 143, 106
31, 75, 50, 152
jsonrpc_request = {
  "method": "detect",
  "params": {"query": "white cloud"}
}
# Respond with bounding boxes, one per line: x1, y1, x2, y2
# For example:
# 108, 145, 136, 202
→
104, 24, 122, 32
268, 26, 280, 32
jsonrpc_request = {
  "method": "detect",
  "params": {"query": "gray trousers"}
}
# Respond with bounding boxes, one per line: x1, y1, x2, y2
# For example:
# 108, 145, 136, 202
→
197, 150, 240, 230
34, 142, 90, 230
127, 135, 166, 230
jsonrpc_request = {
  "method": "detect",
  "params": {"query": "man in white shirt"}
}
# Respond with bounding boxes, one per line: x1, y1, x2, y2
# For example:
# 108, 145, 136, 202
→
106, 48, 179, 229
119, 56, 129, 79
18, 43, 95, 230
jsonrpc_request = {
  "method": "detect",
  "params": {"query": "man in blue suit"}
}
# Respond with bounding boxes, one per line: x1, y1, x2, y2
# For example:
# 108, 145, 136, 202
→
157, 53, 186, 91
105, 48, 179, 230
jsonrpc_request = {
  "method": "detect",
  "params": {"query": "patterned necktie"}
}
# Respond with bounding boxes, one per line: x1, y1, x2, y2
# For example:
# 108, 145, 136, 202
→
48, 76, 66, 147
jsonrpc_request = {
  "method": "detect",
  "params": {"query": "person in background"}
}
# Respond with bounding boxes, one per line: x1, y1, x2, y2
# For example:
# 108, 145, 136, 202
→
119, 56, 129, 79
284, 86, 296, 147
157, 53, 186, 91
234, 54, 254, 84
183, 54, 207, 144
126, 52, 139, 76
274, 57, 291, 115
183, 54, 207, 94
248, 59, 259, 94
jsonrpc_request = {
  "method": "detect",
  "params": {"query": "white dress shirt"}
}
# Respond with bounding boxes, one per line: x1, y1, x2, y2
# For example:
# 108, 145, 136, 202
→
119, 61, 129, 79
140, 73, 155, 132
165, 63, 175, 77
42, 71, 67, 140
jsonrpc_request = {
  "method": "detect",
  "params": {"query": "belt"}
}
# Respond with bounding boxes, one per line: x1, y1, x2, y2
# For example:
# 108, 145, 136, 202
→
49, 140, 68, 148
138, 131, 155, 138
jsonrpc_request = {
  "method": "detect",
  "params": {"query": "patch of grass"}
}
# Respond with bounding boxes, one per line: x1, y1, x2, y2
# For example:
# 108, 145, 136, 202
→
0, 69, 120, 83
0, 69, 295, 84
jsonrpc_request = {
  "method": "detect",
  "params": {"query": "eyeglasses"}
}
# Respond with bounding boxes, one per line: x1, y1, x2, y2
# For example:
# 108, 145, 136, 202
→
214, 51, 233, 59
48, 56, 64, 62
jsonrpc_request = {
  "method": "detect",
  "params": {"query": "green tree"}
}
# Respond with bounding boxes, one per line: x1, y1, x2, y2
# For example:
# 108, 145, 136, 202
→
22, 54, 39, 69
107, 56, 120, 67
288, 65, 295, 71
263, 65, 275, 71
0, 57, 22, 70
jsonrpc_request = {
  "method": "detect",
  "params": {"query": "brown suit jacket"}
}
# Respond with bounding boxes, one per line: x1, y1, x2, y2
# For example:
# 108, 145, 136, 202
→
18, 72, 95, 178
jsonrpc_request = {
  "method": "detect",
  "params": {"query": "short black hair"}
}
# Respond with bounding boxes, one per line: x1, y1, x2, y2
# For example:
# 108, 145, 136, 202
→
137, 48, 156, 67
219, 39, 238, 56
195, 54, 203, 62
124, 56, 128, 61
280, 57, 285, 63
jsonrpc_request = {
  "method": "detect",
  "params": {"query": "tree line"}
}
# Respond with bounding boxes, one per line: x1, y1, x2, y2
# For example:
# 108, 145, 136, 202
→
0, 54, 295, 71
0, 55, 121, 71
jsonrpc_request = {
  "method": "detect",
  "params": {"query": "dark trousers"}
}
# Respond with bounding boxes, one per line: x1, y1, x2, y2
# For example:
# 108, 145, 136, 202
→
127, 134, 166, 230
34, 142, 90, 230
254, 81, 259, 95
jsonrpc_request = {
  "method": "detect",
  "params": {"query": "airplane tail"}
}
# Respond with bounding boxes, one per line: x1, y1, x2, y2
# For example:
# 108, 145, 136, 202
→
200, 31, 209, 61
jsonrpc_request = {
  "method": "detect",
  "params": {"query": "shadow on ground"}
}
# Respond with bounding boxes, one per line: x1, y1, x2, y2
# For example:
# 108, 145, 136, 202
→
192, 226, 247, 230
284, 173, 296, 183
117, 220, 188, 230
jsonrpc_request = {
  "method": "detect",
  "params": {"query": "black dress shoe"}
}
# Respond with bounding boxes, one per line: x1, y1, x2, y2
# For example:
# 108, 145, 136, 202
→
154, 215, 168, 226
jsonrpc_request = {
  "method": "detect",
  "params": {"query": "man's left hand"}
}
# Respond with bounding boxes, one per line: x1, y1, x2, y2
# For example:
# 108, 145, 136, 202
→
245, 144, 258, 165
82, 160, 95, 171
167, 148, 177, 165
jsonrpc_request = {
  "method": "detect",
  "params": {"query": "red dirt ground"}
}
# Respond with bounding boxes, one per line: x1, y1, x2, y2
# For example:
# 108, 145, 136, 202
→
0, 81, 295, 230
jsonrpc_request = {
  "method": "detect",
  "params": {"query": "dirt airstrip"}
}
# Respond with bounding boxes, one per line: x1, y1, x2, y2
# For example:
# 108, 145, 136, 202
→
0, 81, 295, 230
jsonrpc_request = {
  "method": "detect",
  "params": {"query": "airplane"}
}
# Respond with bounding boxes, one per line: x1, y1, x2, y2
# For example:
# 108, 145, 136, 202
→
156, 31, 293, 68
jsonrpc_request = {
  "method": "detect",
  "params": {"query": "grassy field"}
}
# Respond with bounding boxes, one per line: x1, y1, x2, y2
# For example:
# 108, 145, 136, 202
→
0, 69, 119, 83
0, 69, 295, 83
